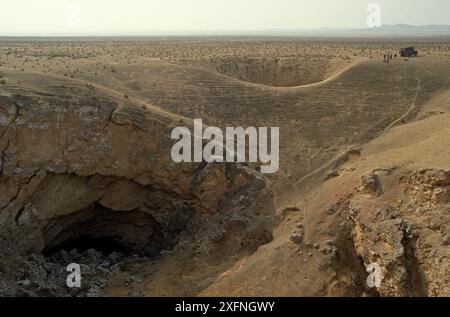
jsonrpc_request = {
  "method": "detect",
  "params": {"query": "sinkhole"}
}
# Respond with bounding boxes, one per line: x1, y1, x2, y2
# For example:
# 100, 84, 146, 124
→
211, 57, 333, 87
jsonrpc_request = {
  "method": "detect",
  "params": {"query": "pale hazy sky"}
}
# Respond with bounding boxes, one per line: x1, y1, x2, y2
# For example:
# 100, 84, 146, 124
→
1, 0, 449, 36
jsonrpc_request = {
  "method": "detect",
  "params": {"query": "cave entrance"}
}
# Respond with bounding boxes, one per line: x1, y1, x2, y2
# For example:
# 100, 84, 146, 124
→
43, 236, 129, 256
42, 203, 163, 257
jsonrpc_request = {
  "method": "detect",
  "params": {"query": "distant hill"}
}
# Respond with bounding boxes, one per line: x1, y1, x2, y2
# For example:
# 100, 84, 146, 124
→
362, 24, 450, 34
228, 24, 450, 38
295, 24, 450, 38
212, 24, 450, 38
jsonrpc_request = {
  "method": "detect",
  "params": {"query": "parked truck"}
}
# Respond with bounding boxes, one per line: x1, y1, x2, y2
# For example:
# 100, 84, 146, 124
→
400, 47, 418, 57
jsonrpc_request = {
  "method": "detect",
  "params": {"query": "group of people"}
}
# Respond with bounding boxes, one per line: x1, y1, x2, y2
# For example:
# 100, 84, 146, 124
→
383, 52, 397, 63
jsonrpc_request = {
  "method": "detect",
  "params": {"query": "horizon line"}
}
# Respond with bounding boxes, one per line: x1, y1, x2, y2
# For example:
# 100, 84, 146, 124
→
2, 24, 450, 38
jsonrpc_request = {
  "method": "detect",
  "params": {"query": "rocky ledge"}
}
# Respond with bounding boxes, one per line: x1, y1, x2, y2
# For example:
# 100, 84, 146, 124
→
0, 79, 274, 296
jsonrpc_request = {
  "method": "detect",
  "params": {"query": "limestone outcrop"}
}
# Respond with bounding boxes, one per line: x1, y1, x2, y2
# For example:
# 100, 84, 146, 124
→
0, 80, 272, 259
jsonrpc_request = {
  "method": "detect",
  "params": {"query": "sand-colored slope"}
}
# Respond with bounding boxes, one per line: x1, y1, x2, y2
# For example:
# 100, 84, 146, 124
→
2, 42, 449, 190
4, 48, 449, 215
48, 56, 449, 191
200, 88, 450, 297
99, 56, 450, 296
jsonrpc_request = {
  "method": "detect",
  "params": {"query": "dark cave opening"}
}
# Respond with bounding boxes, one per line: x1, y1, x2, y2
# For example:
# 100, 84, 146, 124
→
41, 203, 164, 258
43, 236, 130, 256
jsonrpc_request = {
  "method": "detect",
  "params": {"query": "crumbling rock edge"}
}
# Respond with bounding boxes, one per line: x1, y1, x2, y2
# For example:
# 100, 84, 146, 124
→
0, 86, 275, 296
307, 167, 450, 296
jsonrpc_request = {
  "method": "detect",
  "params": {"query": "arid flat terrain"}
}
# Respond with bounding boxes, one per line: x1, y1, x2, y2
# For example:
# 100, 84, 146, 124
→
1, 39, 450, 296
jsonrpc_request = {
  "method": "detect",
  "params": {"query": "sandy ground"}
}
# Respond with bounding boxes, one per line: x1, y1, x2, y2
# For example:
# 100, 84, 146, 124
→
1, 39, 450, 296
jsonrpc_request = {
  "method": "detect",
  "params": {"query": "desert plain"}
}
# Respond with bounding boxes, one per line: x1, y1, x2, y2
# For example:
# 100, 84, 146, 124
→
1, 38, 450, 296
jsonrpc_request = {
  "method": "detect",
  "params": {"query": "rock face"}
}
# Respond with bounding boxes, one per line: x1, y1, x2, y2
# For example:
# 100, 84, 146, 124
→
332, 168, 450, 296
266, 164, 450, 297
0, 79, 272, 259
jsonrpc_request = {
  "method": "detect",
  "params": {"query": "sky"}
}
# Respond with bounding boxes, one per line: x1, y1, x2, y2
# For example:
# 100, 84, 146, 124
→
0, 0, 449, 36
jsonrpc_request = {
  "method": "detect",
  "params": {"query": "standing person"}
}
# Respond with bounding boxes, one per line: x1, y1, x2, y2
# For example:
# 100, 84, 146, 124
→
395, 53, 397, 59
384, 54, 386, 62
